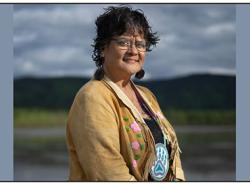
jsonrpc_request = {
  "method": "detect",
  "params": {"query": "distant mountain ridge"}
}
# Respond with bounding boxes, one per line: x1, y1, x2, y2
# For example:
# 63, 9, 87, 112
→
14, 74, 235, 110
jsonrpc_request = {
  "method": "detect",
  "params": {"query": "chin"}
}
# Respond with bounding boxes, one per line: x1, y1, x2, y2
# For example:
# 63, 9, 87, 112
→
121, 63, 142, 76
130, 65, 142, 73
128, 68, 141, 76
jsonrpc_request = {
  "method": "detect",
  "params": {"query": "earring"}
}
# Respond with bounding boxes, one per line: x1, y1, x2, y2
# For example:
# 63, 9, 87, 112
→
135, 69, 145, 79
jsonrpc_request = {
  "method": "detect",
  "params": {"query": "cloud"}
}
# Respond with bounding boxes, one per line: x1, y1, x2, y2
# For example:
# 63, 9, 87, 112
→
14, 4, 235, 79
14, 33, 37, 46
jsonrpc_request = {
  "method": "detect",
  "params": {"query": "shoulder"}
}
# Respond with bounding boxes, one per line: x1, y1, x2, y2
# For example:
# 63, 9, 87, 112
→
135, 83, 162, 110
135, 84, 157, 101
68, 79, 116, 119
74, 79, 113, 105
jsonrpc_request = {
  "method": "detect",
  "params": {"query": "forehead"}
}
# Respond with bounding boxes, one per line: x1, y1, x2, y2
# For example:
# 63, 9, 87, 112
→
118, 26, 145, 38
117, 32, 145, 40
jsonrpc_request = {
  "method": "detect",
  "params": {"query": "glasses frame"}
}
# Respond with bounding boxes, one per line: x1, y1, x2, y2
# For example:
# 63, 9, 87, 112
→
111, 38, 147, 52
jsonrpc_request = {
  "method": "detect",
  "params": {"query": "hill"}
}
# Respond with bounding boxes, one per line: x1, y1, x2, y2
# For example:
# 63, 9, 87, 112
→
14, 74, 235, 110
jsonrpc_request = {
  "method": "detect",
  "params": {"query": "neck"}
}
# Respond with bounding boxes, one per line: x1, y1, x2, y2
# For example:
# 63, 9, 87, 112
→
104, 68, 132, 90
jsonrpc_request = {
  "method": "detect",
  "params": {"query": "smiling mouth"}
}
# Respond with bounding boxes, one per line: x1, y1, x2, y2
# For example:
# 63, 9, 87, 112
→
124, 59, 139, 63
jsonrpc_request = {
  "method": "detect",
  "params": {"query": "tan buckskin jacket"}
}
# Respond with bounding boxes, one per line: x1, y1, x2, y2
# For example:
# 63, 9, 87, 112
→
66, 76, 185, 181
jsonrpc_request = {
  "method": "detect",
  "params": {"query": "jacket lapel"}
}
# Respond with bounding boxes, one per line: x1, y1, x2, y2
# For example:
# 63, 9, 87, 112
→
103, 75, 152, 124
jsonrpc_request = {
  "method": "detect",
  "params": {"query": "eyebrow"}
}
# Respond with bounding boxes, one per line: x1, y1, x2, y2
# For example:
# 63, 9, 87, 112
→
116, 37, 146, 41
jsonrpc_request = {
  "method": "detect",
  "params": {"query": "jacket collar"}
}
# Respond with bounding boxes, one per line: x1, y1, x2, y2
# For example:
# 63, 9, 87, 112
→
102, 75, 156, 124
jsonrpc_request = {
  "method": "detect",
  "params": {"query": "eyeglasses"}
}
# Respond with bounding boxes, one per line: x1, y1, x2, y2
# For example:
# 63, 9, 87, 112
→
111, 38, 147, 52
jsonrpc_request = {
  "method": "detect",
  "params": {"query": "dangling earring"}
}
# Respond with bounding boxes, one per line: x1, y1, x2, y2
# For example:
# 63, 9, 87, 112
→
135, 69, 145, 79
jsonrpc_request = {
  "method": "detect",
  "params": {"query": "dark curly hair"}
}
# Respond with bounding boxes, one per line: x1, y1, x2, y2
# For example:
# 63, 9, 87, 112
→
92, 5, 160, 80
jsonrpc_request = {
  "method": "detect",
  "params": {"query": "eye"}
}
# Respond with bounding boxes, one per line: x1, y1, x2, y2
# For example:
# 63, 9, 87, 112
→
136, 41, 146, 49
117, 39, 130, 47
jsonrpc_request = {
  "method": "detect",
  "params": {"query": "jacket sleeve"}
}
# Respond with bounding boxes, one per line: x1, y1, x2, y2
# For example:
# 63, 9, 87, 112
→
68, 91, 136, 181
173, 149, 185, 181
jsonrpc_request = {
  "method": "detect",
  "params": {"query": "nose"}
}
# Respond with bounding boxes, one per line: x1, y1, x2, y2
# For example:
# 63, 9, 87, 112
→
127, 43, 138, 55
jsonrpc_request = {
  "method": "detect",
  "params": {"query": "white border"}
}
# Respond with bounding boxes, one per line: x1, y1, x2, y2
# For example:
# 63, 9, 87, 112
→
0, 0, 249, 3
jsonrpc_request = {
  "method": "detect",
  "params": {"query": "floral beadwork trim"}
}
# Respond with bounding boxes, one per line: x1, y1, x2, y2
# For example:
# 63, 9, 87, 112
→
131, 141, 140, 150
130, 121, 141, 133
140, 143, 145, 151
134, 154, 140, 160
125, 125, 131, 132
123, 117, 129, 122
136, 133, 142, 138
132, 160, 137, 168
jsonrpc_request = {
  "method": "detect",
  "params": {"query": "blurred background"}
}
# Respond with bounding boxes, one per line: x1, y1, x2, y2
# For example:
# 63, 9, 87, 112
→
14, 4, 236, 181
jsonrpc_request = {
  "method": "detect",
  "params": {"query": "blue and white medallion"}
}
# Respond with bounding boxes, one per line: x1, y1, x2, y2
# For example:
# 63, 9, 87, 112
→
150, 143, 169, 181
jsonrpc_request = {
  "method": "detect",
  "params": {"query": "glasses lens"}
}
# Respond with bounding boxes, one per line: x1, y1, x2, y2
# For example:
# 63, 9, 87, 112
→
135, 41, 146, 52
116, 39, 129, 48
113, 38, 146, 52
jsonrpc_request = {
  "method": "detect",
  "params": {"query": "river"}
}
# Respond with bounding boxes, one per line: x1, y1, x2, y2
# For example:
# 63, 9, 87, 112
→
14, 125, 235, 181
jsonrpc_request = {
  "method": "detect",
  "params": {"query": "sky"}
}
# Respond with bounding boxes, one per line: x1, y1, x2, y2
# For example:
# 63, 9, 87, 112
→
14, 4, 236, 80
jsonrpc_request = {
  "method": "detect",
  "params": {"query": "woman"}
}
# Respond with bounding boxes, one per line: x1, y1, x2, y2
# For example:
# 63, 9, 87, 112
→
66, 5, 185, 181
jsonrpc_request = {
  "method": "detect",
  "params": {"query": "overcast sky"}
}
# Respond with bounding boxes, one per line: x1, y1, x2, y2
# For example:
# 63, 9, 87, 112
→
14, 4, 235, 80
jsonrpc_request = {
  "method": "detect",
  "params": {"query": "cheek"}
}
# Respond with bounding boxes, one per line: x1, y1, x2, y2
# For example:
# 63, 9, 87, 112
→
140, 54, 146, 65
109, 49, 124, 61
104, 48, 123, 64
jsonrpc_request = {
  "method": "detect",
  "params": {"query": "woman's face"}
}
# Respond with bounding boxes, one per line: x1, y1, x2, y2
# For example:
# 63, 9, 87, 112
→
103, 32, 146, 79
